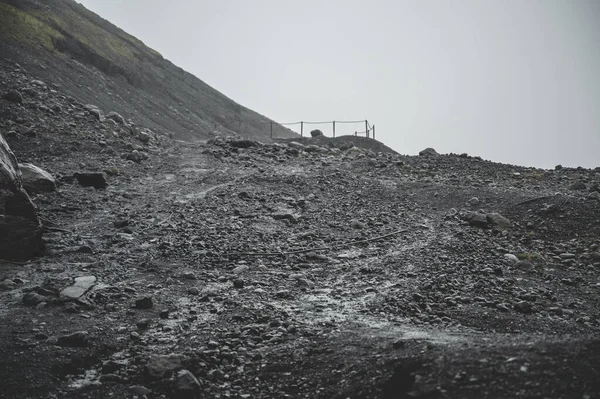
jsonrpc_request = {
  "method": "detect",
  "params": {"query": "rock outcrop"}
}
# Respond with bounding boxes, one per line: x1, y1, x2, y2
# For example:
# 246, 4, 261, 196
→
0, 133, 42, 260
419, 147, 439, 156
19, 163, 56, 194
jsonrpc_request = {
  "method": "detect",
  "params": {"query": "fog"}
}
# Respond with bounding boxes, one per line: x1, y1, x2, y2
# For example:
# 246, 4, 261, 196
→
78, 0, 600, 169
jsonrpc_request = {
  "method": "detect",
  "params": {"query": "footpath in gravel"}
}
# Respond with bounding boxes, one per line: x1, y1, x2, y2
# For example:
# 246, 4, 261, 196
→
1, 60, 600, 398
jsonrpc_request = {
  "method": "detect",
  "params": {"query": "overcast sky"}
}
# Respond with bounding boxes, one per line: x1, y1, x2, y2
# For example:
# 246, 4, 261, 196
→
78, 0, 599, 169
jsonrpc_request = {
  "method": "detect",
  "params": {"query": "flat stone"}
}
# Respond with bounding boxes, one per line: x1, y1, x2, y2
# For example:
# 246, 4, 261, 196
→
60, 276, 97, 299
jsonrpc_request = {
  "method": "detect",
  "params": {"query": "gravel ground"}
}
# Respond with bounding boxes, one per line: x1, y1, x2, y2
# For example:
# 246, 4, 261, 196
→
1, 58, 600, 399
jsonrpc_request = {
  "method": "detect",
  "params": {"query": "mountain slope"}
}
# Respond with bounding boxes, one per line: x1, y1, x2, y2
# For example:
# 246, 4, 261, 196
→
0, 0, 297, 141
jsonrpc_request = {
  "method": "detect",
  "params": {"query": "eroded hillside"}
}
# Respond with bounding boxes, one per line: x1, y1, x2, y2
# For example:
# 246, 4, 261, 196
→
0, 0, 296, 141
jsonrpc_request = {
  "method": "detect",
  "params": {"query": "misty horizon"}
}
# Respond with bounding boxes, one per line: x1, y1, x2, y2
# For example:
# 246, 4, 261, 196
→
78, 0, 600, 169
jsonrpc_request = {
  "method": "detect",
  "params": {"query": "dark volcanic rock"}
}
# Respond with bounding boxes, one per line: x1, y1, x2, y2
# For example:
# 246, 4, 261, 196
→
145, 354, 188, 379
74, 172, 108, 189
486, 212, 511, 229
135, 296, 153, 309
2, 89, 23, 104
466, 212, 489, 228
57, 331, 89, 347
233, 278, 244, 289
310, 129, 324, 137
23, 291, 47, 306
0, 215, 43, 260
569, 181, 587, 191
125, 150, 148, 163
229, 139, 258, 149
514, 301, 534, 314
0, 133, 42, 260
419, 147, 439, 156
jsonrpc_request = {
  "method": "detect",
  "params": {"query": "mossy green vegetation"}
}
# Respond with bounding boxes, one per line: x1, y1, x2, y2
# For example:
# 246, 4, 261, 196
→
0, 2, 64, 50
42, 9, 139, 64
0, 1, 163, 69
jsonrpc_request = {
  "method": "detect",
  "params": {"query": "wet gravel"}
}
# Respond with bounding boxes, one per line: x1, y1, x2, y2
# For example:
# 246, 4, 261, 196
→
1, 58, 600, 399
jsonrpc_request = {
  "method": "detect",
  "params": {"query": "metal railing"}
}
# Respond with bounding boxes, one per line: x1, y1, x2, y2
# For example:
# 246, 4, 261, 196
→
270, 119, 375, 140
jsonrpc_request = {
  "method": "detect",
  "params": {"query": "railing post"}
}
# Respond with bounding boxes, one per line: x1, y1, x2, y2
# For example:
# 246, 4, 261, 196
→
270, 121, 273, 139
333, 121, 336, 138
365, 120, 369, 138
372, 125, 375, 140
301, 121, 303, 137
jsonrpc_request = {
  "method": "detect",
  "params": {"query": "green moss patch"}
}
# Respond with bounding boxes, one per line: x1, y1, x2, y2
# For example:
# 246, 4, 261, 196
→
0, 3, 64, 50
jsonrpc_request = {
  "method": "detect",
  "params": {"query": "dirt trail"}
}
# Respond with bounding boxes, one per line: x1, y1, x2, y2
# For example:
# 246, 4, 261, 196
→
1, 136, 600, 399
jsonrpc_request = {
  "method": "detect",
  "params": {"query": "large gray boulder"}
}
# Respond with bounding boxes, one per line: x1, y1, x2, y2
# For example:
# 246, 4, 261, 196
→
19, 163, 56, 194
0, 133, 43, 260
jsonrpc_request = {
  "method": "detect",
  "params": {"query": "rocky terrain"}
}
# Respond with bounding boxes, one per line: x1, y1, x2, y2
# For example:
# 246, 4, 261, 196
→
2, 0, 600, 397
1, 53, 600, 399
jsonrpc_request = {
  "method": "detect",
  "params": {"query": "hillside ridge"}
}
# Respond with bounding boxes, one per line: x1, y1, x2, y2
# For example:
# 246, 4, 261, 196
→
0, 0, 297, 141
